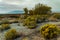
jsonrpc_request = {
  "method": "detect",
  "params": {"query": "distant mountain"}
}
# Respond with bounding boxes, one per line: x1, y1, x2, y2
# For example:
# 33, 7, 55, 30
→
8, 10, 25, 14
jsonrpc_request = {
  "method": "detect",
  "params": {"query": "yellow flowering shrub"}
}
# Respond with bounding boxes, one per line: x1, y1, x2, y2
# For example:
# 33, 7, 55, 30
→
5, 29, 18, 40
0, 24, 10, 31
57, 28, 60, 34
23, 16, 37, 29
40, 24, 58, 39
22, 37, 30, 40
2, 19, 9, 24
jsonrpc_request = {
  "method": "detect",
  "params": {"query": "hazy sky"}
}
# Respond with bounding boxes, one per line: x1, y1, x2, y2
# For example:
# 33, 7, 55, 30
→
0, 0, 60, 13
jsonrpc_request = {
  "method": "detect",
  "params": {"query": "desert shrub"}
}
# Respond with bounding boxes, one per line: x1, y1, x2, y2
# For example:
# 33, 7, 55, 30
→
23, 15, 49, 29
36, 15, 49, 23
40, 24, 58, 40
22, 37, 30, 40
54, 14, 60, 19
5, 29, 18, 40
27, 21, 37, 29
2, 19, 9, 24
23, 16, 37, 29
0, 24, 10, 31
57, 28, 60, 34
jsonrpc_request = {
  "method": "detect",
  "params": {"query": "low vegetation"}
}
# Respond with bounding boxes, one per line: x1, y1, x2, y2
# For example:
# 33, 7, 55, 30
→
5, 29, 21, 40
54, 13, 60, 19
58, 28, 60, 34
23, 14, 50, 29
0, 24, 10, 31
2, 19, 9, 24
23, 15, 37, 29
22, 37, 30, 40
40, 24, 59, 40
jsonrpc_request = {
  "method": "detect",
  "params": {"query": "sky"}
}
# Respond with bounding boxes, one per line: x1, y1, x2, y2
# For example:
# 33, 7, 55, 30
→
0, 0, 60, 14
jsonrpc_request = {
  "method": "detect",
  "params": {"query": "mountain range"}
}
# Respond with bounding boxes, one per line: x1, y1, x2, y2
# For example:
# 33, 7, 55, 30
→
8, 10, 25, 14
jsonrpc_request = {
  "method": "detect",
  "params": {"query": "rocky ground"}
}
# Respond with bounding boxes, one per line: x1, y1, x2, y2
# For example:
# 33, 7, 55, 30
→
0, 22, 60, 40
